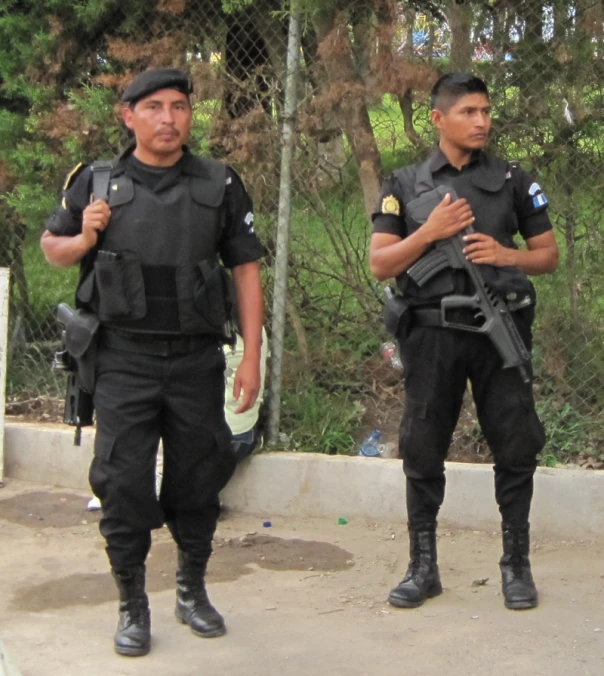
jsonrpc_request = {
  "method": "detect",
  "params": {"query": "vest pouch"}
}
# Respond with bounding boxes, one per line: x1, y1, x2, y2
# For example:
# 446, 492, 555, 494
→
194, 259, 227, 327
383, 293, 412, 340
176, 259, 229, 337
76, 268, 95, 305
480, 265, 536, 307
94, 250, 146, 322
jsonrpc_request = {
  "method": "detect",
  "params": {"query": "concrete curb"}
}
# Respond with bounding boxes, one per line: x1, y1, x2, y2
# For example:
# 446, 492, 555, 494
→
3, 421, 603, 539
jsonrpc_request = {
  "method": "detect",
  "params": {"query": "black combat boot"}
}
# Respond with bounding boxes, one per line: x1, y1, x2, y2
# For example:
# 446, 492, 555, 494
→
175, 550, 226, 638
112, 565, 151, 657
500, 523, 538, 610
388, 525, 442, 608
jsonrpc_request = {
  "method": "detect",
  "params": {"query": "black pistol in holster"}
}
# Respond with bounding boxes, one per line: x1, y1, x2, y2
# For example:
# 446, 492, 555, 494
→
52, 303, 99, 445
406, 185, 531, 383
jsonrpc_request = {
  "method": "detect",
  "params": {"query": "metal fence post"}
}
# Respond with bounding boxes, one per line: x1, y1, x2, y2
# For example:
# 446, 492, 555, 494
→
0, 268, 9, 483
266, 7, 302, 446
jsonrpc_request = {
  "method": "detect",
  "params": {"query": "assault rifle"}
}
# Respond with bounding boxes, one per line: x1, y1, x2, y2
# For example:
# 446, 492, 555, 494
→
406, 185, 531, 383
52, 303, 94, 445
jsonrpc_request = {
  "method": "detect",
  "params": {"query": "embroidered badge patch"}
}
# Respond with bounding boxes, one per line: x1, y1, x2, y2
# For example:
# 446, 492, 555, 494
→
533, 193, 548, 208
381, 195, 400, 216
528, 182, 541, 196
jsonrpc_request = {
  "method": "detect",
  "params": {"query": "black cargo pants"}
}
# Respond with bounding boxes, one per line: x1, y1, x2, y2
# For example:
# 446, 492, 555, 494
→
90, 333, 237, 573
398, 307, 545, 529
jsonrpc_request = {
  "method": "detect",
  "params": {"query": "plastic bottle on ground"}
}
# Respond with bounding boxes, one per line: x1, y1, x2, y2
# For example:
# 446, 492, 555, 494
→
358, 429, 383, 457
381, 341, 403, 370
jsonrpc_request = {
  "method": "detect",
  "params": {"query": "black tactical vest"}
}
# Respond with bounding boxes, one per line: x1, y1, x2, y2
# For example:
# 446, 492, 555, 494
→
77, 156, 229, 336
394, 152, 535, 306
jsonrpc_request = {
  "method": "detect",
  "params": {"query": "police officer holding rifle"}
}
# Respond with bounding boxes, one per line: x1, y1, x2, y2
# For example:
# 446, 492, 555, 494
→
369, 73, 559, 611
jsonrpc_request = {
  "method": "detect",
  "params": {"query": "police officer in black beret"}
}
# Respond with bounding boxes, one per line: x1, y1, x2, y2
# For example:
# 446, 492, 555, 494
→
41, 68, 265, 656
370, 73, 559, 611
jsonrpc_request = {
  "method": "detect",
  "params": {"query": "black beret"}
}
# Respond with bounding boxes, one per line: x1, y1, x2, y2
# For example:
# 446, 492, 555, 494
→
121, 68, 193, 105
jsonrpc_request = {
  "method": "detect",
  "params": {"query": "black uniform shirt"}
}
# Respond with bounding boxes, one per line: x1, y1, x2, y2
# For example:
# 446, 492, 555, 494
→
372, 148, 553, 244
45, 145, 265, 269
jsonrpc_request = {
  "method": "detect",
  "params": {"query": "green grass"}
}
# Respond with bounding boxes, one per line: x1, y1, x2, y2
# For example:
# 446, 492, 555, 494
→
23, 232, 78, 313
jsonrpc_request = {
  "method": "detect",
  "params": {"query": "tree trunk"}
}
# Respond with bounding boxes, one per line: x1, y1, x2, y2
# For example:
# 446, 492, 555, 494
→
448, 0, 473, 71
517, 0, 546, 118
398, 90, 421, 148
312, 9, 383, 219
249, 3, 287, 92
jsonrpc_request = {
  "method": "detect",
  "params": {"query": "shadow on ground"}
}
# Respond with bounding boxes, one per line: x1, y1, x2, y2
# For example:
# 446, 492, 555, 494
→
6, 491, 354, 613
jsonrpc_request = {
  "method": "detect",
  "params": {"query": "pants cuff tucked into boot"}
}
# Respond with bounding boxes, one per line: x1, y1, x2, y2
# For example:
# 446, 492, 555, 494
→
500, 523, 538, 610
175, 549, 226, 638
112, 565, 151, 657
388, 522, 442, 609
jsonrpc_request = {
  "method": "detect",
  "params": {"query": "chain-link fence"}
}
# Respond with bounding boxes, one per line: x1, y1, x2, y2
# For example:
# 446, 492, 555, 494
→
1, 0, 602, 465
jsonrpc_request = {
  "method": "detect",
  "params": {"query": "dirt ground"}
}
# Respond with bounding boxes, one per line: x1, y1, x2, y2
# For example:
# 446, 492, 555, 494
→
0, 479, 603, 676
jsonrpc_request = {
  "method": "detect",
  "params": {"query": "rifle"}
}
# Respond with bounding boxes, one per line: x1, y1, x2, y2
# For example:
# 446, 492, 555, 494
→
406, 185, 531, 383
52, 303, 94, 445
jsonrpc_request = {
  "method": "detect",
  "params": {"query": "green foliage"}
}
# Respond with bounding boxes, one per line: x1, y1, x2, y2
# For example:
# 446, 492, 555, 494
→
23, 237, 78, 318
222, 0, 255, 14
536, 397, 603, 466
0, 0, 602, 471
281, 376, 364, 454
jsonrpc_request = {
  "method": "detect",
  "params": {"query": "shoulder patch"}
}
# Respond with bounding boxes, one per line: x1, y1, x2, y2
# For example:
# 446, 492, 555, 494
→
528, 182, 541, 196
381, 195, 400, 216
533, 193, 548, 208
63, 162, 84, 190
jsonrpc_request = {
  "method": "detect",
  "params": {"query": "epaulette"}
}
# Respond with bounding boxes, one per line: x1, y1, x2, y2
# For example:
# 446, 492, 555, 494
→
63, 162, 86, 190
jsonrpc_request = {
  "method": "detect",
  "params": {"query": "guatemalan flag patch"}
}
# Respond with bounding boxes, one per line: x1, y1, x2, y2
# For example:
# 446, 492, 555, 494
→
533, 192, 548, 208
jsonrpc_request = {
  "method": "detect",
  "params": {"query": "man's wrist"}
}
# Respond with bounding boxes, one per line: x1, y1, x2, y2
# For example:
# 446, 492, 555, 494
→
78, 231, 97, 255
502, 246, 517, 267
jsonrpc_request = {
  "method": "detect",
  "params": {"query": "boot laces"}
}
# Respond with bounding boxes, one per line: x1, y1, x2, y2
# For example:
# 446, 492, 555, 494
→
125, 598, 148, 625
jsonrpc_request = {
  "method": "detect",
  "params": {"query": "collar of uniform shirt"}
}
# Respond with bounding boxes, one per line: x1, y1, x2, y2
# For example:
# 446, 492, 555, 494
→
112, 144, 213, 180
429, 146, 483, 173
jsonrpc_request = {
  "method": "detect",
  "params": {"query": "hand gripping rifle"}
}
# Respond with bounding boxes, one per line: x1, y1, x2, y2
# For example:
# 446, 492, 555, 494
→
52, 303, 94, 445
406, 186, 531, 383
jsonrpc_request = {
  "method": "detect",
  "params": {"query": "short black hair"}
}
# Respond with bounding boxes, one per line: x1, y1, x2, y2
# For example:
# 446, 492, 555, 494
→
430, 73, 489, 112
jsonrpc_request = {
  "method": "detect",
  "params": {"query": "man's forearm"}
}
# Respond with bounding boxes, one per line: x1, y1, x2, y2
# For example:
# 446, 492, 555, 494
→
501, 245, 559, 276
40, 231, 91, 268
369, 230, 433, 281
232, 261, 263, 359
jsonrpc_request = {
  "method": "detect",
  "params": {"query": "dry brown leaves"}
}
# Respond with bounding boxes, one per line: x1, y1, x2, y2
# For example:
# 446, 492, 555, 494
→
106, 35, 188, 68
0, 162, 16, 193
157, 0, 187, 15
191, 62, 223, 102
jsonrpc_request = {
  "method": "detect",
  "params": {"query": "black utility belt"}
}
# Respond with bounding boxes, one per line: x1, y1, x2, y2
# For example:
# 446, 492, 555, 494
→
413, 301, 532, 329
99, 328, 217, 357
414, 308, 472, 328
